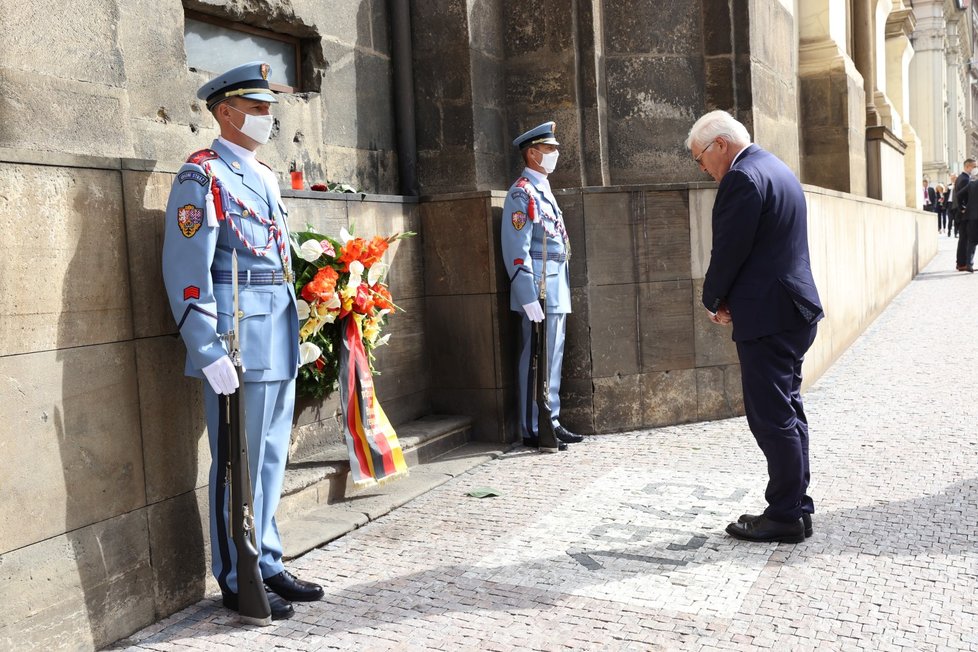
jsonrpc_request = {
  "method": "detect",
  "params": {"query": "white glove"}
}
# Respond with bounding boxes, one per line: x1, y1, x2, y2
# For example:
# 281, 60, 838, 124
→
202, 355, 239, 395
522, 301, 545, 323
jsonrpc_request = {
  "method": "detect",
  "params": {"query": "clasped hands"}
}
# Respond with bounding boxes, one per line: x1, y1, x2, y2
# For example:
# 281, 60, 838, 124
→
707, 303, 732, 326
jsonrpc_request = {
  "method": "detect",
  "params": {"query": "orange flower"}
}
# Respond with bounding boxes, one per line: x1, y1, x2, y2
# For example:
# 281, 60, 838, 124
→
360, 236, 389, 268
339, 237, 366, 271
301, 266, 339, 303
372, 284, 395, 313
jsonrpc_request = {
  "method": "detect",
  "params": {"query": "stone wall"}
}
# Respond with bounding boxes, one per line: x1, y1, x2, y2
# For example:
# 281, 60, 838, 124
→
0, 150, 426, 650
0, 0, 398, 194
422, 182, 937, 442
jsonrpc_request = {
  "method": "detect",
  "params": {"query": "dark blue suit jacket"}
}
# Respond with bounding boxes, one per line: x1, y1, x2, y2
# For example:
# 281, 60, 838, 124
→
702, 144, 823, 342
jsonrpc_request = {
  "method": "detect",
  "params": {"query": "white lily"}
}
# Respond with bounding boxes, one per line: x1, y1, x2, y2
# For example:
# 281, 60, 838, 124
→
296, 299, 311, 321
339, 226, 353, 244
298, 341, 323, 366
326, 294, 342, 310
374, 333, 391, 348
299, 239, 325, 262
348, 260, 364, 288
367, 262, 388, 286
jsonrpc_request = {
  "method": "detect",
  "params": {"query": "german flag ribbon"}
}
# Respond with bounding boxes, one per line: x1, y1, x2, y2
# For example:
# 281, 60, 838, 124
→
337, 316, 408, 487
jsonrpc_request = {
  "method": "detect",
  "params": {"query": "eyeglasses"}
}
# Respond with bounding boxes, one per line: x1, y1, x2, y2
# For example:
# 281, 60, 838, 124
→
693, 140, 716, 166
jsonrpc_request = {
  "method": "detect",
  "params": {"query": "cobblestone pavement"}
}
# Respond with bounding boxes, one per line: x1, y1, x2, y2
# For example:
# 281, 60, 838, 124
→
116, 236, 978, 651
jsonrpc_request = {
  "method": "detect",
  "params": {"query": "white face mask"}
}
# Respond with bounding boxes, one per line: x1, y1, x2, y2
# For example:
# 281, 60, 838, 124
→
536, 149, 559, 174
227, 104, 274, 144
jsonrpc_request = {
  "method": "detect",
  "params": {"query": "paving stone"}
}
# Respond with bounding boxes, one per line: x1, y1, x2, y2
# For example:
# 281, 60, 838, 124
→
114, 238, 976, 651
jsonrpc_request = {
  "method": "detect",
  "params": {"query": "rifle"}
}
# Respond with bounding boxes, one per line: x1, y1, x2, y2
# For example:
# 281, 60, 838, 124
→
220, 250, 272, 626
531, 235, 560, 453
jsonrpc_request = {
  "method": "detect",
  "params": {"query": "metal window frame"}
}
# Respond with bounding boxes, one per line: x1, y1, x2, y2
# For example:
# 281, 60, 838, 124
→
185, 9, 301, 92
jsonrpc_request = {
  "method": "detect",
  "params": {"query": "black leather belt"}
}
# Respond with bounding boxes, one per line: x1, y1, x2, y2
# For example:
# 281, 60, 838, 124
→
530, 251, 568, 263
213, 270, 285, 285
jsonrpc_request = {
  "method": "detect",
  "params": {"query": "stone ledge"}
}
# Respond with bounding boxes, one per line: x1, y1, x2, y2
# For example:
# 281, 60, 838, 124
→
279, 441, 506, 559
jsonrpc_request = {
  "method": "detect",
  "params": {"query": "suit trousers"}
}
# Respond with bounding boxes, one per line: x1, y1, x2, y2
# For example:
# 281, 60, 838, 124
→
956, 219, 973, 266
736, 324, 818, 523
517, 313, 566, 438
204, 377, 295, 594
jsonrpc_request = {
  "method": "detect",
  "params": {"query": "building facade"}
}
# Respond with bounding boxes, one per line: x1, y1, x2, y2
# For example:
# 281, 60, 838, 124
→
0, 1, 947, 648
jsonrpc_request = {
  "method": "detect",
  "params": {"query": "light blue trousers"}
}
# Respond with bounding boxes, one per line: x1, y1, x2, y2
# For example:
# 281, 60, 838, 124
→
517, 313, 566, 438
204, 378, 294, 594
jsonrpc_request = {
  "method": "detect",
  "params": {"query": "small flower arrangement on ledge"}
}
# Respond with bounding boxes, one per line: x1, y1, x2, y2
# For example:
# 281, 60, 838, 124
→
291, 225, 414, 399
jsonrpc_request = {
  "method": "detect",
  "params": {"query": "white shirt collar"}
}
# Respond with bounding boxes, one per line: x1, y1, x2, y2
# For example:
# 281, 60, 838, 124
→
522, 167, 550, 189
730, 144, 750, 167
219, 136, 257, 161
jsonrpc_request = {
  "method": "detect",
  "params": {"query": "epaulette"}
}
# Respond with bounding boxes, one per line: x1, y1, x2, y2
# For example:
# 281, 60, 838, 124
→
186, 149, 219, 166
514, 177, 539, 222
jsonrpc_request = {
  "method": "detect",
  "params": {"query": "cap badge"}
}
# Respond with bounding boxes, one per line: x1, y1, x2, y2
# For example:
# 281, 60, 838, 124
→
260, 63, 270, 80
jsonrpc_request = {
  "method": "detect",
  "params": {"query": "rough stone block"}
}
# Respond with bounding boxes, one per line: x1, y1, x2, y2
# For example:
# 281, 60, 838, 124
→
692, 279, 740, 367
147, 488, 210, 619
0, 162, 132, 356
555, 189, 588, 288
640, 279, 695, 372
285, 194, 348, 236
425, 294, 496, 389
702, 0, 734, 56
563, 286, 592, 380
592, 373, 644, 433
705, 55, 736, 111
0, 510, 154, 651
0, 68, 132, 156
583, 190, 638, 286
589, 283, 641, 378
644, 369, 698, 427
641, 190, 692, 281
605, 0, 700, 56
417, 150, 476, 194
117, 1, 199, 125
372, 296, 429, 399
0, 343, 146, 555
136, 336, 208, 505
374, 205, 424, 301
503, 58, 577, 111
696, 365, 744, 421
124, 170, 176, 339
1, 3, 125, 85
689, 188, 718, 279
429, 387, 508, 443
606, 55, 704, 144
493, 293, 519, 389
422, 197, 493, 295
558, 376, 594, 436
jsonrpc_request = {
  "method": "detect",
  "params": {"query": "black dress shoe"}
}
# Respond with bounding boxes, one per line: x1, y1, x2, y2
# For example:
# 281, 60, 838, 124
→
264, 570, 325, 602
522, 436, 568, 451
725, 515, 805, 543
554, 425, 584, 444
222, 589, 294, 621
739, 512, 812, 538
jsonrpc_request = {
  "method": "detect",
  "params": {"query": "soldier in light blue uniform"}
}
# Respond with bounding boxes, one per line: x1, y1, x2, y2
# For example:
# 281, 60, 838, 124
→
162, 61, 323, 621
501, 121, 585, 450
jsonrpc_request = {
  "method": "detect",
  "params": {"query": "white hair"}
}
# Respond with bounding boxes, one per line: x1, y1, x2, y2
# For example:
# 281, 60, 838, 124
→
685, 110, 752, 151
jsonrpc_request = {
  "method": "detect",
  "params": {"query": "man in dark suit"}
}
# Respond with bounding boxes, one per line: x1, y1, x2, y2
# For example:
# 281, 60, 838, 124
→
953, 159, 976, 271
922, 178, 937, 213
686, 110, 824, 544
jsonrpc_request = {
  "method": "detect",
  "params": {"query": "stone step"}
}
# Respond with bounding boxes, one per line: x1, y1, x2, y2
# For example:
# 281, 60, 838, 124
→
277, 414, 478, 542
278, 441, 507, 560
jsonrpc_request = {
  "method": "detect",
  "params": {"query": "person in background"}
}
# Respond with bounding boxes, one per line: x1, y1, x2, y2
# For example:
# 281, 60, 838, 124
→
936, 183, 947, 234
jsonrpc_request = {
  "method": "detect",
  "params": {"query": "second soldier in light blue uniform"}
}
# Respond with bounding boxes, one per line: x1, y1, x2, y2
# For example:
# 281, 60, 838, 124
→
501, 121, 585, 450
161, 61, 323, 621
